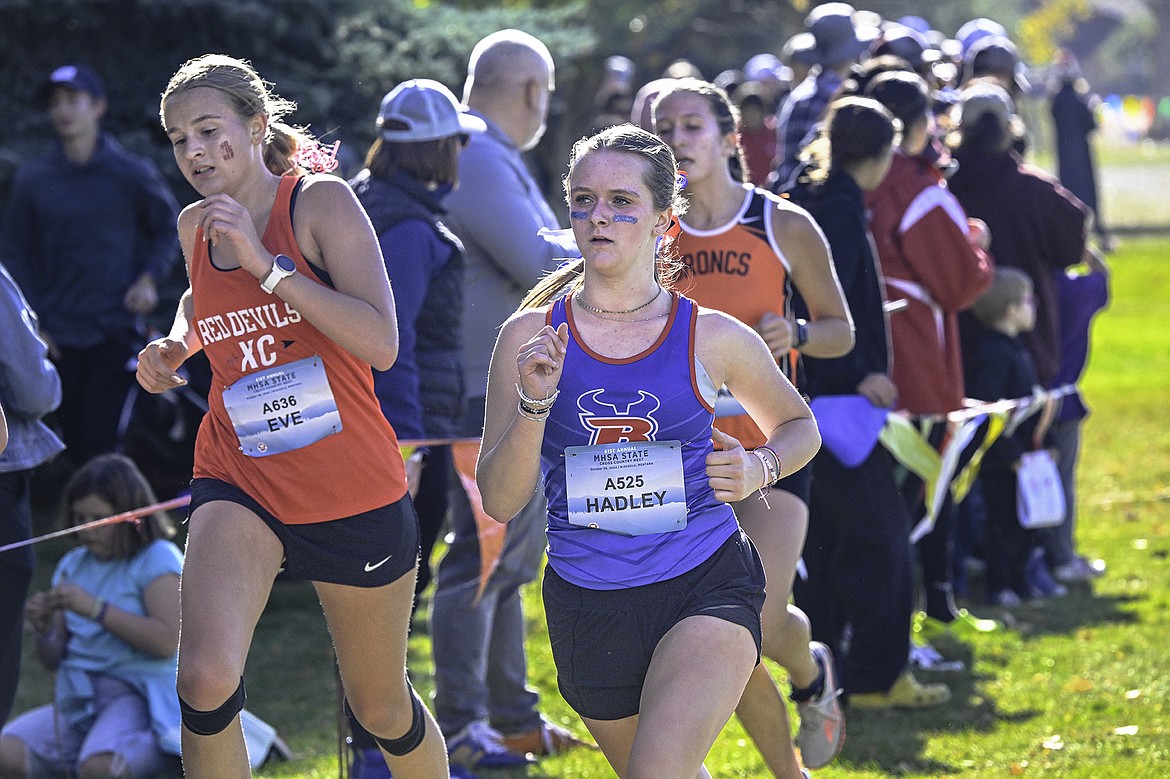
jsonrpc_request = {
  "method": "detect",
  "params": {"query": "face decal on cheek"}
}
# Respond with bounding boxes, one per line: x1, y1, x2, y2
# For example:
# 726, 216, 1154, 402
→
220, 141, 235, 160
570, 211, 589, 221
613, 214, 639, 223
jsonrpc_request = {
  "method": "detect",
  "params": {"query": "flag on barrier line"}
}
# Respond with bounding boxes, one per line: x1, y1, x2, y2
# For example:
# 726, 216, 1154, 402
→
4, 388, 1073, 595
810, 385, 1074, 543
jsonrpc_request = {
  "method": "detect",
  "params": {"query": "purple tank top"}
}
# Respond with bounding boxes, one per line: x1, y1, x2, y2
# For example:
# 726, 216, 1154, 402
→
540, 292, 739, 589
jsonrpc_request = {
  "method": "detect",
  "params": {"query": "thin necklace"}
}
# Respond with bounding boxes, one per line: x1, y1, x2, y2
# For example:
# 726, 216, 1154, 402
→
580, 307, 670, 323
574, 285, 662, 316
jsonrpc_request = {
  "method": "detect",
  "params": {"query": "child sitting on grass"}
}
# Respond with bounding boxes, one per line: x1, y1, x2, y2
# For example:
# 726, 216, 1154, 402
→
0, 454, 183, 778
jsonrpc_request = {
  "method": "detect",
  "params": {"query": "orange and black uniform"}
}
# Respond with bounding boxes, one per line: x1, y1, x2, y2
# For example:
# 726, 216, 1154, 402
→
190, 175, 406, 524
672, 185, 797, 450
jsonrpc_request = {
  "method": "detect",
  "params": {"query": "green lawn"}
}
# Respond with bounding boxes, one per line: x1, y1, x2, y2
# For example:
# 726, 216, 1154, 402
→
11, 214, 1170, 776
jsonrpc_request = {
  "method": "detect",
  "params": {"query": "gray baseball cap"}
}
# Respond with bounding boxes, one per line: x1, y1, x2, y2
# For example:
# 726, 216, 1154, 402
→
377, 79, 486, 142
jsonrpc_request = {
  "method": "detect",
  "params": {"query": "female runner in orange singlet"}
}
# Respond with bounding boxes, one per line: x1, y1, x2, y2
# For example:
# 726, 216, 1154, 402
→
137, 55, 447, 779
654, 78, 853, 776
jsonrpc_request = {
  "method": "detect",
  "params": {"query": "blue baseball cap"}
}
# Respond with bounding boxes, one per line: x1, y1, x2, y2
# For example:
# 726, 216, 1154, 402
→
38, 63, 106, 105
806, 3, 869, 68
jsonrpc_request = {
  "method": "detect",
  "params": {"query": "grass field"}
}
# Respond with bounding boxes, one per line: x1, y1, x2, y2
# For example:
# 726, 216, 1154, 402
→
1092, 140, 1170, 232
9, 150, 1170, 779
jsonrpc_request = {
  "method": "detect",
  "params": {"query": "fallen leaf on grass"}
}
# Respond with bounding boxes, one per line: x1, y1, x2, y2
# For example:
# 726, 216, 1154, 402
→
1113, 725, 1139, 736
1010, 761, 1028, 775
1064, 677, 1095, 693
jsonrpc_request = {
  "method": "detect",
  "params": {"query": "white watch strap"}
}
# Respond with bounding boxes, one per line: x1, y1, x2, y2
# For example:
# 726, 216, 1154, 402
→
260, 256, 294, 294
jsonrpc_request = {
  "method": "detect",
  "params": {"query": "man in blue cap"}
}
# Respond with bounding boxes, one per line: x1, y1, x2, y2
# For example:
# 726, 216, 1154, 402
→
769, 2, 873, 190
1, 63, 179, 468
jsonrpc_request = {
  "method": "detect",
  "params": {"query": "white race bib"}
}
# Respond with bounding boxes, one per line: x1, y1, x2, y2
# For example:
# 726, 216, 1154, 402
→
222, 356, 341, 457
565, 439, 688, 536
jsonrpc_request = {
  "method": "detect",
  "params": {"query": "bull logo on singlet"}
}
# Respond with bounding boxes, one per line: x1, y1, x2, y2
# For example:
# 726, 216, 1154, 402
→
577, 389, 660, 445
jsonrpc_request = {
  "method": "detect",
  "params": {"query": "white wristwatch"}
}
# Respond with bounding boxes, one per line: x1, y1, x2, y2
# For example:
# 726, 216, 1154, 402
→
260, 254, 297, 294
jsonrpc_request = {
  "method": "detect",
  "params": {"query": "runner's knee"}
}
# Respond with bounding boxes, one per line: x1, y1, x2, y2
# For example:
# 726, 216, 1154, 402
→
179, 677, 246, 736
363, 680, 427, 757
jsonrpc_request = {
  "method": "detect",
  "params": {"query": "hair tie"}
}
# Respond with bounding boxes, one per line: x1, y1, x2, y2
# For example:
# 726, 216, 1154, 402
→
676, 169, 688, 190
291, 139, 341, 174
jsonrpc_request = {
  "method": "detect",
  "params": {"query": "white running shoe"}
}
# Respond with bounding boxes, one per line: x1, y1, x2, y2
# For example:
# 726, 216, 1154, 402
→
795, 641, 845, 769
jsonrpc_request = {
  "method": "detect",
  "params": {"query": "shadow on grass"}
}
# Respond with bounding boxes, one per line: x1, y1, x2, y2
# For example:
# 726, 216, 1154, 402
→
831, 584, 1146, 774
836, 678, 1043, 775
1004, 590, 1142, 638
835, 660, 1022, 775
958, 567, 1142, 638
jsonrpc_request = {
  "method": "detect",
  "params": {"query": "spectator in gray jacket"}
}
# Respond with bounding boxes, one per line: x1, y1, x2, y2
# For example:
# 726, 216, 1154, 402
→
430, 28, 586, 772
0, 259, 66, 724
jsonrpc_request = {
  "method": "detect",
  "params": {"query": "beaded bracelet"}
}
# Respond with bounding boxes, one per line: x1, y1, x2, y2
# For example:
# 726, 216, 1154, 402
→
519, 398, 549, 415
750, 452, 774, 510
757, 445, 783, 486
516, 384, 560, 410
750, 448, 779, 489
517, 401, 551, 422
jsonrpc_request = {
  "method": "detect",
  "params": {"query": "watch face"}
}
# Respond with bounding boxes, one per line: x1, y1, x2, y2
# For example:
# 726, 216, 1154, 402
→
275, 254, 297, 273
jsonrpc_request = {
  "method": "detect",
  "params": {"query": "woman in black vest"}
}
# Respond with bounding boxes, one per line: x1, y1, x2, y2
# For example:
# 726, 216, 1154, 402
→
347, 79, 485, 779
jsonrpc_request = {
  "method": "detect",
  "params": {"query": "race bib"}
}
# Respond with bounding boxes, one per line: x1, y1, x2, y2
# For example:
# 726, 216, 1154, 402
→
565, 439, 688, 536
222, 356, 341, 457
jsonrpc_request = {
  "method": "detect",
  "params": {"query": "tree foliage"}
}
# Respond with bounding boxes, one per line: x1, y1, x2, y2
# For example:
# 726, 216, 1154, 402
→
1018, 0, 1093, 64
1, 0, 1156, 209
0, 0, 596, 203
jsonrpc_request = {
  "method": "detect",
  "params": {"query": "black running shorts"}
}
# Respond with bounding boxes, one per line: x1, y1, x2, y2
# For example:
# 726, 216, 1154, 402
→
542, 528, 765, 720
188, 477, 419, 587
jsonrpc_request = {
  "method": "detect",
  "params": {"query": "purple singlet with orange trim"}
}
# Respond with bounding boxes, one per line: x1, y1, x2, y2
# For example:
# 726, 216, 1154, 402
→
540, 292, 738, 590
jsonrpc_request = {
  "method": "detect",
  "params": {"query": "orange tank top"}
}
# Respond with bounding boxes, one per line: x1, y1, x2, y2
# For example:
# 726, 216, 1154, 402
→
190, 175, 406, 523
672, 186, 796, 448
